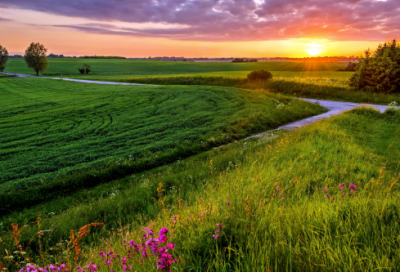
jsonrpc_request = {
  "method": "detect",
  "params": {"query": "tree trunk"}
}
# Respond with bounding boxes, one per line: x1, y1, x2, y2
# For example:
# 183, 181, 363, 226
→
36, 70, 39, 76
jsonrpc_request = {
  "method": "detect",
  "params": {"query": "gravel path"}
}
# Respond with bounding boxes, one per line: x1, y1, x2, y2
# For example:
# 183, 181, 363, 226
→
1, 72, 390, 136
246, 98, 389, 138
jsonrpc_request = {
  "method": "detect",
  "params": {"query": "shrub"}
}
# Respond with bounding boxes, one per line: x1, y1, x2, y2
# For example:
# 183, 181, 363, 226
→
350, 39, 400, 93
247, 69, 273, 81
337, 62, 357, 71
78, 64, 91, 74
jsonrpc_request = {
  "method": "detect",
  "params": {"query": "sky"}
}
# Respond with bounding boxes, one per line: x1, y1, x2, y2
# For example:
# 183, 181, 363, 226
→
0, 0, 399, 58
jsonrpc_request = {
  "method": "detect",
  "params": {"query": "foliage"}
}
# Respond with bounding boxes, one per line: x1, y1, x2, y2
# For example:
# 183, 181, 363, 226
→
247, 69, 273, 81
350, 39, 400, 93
232, 58, 258, 63
24, 42, 49, 76
0, 77, 324, 216
0, 44, 9, 72
78, 64, 91, 74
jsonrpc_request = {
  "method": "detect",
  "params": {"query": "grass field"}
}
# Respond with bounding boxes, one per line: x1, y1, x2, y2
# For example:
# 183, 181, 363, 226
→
0, 77, 325, 213
5, 58, 350, 79
2, 106, 399, 271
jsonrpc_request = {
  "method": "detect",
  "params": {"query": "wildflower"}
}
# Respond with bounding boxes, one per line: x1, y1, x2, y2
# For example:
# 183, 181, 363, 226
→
323, 187, 328, 192
331, 197, 334, 201
215, 229, 220, 233
76, 267, 81, 271
349, 183, 357, 189
143, 228, 154, 239
172, 216, 177, 221
107, 251, 114, 256
226, 201, 231, 206
159, 228, 170, 236
282, 197, 285, 200
276, 186, 281, 191
212, 234, 219, 240
99, 251, 106, 258
106, 261, 112, 266
339, 183, 346, 190
216, 223, 223, 229
324, 194, 329, 198
122, 239, 126, 242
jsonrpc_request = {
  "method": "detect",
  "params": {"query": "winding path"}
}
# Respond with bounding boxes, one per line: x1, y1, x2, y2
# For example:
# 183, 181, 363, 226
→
2, 72, 391, 136
1, 72, 154, 86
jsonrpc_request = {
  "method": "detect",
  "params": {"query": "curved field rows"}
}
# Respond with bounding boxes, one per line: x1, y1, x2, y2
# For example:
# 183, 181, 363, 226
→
0, 77, 325, 191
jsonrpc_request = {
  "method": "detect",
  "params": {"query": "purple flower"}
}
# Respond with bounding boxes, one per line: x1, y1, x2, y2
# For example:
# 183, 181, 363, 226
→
276, 186, 281, 191
76, 267, 81, 271
106, 261, 112, 266
323, 187, 328, 192
212, 234, 219, 240
339, 183, 346, 190
349, 183, 357, 189
216, 223, 223, 229
324, 194, 329, 198
99, 251, 106, 258
226, 201, 231, 206
173, 216, 177, 220
215, 229, 220, 233
159, 228, 170, 237
282, 197, 285, 200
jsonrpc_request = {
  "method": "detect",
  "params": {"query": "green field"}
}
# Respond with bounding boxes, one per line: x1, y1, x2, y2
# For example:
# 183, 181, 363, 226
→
2, 106, 400, 271
0, 77, 324, 194
5, 58, 351, 80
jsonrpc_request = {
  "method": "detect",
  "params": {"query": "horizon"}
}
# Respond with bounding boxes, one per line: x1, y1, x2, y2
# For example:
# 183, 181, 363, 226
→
1, 0, 399, 58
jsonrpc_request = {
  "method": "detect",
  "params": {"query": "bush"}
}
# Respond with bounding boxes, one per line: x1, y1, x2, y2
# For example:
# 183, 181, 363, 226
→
350, 39, 400, 93
78, 64, 91, 74
337, 62, 357, 71
247, 69, 273, 81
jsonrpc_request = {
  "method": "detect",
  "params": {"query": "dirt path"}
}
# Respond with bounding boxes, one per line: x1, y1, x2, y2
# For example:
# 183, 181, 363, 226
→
1, 72, 154, 86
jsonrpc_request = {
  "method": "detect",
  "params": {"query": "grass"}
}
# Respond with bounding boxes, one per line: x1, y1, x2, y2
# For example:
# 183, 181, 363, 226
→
2, 107, 400, 271
117, 76, 400, 105
4, 58, 349, 79
0, 77, 325, 216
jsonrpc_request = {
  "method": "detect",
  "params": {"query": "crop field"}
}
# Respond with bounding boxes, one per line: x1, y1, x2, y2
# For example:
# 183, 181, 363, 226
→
0, 77, 324, 194
5, 58, 351, 80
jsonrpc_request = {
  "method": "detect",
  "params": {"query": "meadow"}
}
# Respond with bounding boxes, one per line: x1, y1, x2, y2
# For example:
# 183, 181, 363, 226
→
7, 58, 400, 104
2, 106, 400, 271
5, 58, 350, 79
0, 77, 324, 212
2, 58, 400, 271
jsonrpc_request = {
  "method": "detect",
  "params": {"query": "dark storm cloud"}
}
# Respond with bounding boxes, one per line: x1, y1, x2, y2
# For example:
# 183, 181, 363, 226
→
1, 0, 400, 41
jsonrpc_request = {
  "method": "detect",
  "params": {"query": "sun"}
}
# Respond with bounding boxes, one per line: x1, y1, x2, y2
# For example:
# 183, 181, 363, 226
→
307, 46, 321, 56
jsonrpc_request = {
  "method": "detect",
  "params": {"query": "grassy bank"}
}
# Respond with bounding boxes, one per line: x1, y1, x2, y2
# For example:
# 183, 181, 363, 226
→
0, 77, 324, 216
2, 107, 400, 271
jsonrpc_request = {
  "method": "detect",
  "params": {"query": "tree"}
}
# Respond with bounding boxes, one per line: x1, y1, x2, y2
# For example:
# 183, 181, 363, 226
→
0, 45, 9, 72
24, 42, 48, 75
350, 39, 400, 93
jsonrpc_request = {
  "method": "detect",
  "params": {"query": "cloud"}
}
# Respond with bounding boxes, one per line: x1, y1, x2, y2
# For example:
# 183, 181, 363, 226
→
0, 17, 11, 21
2, 0, 400, 41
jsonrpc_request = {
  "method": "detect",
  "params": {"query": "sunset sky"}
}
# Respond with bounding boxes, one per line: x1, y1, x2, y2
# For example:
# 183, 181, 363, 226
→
0, 0, 398, 58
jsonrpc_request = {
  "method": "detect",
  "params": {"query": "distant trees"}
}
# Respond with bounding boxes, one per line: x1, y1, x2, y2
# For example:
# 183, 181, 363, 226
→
247, 69, 273, 81
350, 39, 400, 93
24, 42, 48, 76
232, 58, 258, 63
78, 64, 91, 74
0, 45, 9, 72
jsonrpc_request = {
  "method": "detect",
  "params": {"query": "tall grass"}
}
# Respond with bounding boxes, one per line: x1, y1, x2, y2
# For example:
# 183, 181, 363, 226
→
3, 107, 400, 271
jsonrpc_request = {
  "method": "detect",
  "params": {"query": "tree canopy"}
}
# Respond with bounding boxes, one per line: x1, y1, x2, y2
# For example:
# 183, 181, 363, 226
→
350, 39, 400, 93
24, 42, 48, 76
0, 45, 9, 72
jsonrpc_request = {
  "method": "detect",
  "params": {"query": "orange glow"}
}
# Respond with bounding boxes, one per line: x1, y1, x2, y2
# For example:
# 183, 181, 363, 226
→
0, 8, 382, 58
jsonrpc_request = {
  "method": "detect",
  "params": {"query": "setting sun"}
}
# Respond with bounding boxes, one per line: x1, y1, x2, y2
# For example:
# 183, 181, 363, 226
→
307, 46, 321, 56
305, 42, 323, 56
